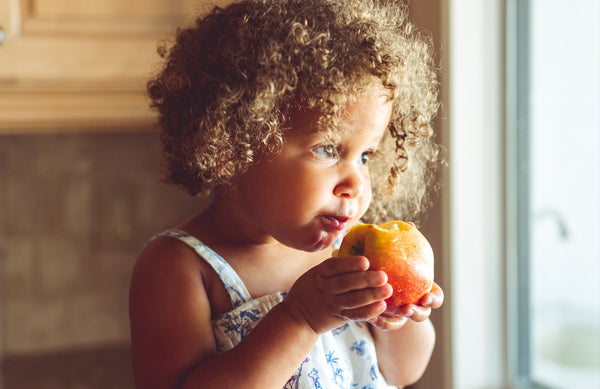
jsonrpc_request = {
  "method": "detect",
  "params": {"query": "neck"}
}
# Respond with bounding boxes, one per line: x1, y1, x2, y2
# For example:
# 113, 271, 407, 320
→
183, 189, 277, 250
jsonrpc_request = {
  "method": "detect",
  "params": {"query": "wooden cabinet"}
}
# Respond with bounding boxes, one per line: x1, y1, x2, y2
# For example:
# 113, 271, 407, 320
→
0, 0, 230, 132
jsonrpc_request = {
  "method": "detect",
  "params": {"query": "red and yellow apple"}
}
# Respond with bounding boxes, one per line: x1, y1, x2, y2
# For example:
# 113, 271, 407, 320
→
338, 220, 434, 316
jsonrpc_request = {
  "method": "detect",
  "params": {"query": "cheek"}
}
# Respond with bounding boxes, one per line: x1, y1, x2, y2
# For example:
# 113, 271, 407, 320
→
278, 172, 324, 209
360, 186, 373, 213
255, 167, 319, 214
357, 172, 373, 214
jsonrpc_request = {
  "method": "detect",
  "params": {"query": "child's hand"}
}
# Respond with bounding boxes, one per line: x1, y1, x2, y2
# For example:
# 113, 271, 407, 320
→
368, 282, 444, 331
283, 255, 392, 334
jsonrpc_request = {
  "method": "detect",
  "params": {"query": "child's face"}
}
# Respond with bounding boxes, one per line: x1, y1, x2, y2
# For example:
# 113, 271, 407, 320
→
233, 88, 393, 252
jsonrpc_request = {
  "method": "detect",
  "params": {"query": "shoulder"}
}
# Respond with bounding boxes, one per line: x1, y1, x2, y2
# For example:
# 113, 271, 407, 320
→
129, 234, 217, 387
131, 234, 204, 293
129, 234, 211, 331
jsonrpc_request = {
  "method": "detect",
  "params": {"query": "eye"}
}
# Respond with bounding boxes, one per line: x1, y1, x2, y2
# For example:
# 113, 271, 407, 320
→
359, 150, 374, 165
312, 144, 338, 159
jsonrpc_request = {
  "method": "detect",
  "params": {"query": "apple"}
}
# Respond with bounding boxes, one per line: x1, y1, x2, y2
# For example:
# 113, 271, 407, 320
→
338, 220, 434, 316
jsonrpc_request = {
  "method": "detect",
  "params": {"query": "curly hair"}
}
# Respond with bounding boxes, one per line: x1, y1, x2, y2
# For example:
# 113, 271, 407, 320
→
147, 0, 440, 223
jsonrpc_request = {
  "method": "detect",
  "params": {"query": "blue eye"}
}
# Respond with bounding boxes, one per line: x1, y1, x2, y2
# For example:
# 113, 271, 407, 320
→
359, 151, 373, 165
312, 144, 337, 159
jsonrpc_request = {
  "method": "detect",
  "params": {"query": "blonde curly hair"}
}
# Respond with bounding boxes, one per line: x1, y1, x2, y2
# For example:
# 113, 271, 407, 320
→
147, 0, 440, 223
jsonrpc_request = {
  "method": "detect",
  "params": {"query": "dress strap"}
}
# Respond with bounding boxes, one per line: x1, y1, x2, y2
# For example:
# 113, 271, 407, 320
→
153, 229, 252, 308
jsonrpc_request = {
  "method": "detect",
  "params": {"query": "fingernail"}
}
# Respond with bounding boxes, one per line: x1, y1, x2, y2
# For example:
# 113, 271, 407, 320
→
363, 256, 370, 269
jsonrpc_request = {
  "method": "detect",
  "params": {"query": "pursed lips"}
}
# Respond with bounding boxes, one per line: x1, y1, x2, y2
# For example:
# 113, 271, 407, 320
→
321, 215, 351, 231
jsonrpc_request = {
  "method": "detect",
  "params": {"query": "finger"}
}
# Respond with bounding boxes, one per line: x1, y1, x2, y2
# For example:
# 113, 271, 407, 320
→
332, 284, 392, 310
430, 282, 445, 308
318, 255, 370, 278
368, 315, 408, 331
419, 282, 444, 308
340, 301, 387, 321
326, 270, 387, 295
401, 304, 431, 322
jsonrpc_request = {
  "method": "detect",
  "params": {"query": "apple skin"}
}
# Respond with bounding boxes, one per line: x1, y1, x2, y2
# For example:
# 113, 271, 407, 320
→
338, 220, 434, 316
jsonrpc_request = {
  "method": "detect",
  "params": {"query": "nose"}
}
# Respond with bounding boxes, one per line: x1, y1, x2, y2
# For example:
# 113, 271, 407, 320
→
333, 164, 365, 198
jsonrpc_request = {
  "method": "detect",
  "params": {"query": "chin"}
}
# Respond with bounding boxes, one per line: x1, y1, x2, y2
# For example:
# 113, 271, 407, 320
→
304, 243, 331, 253
301, 231, 338, 253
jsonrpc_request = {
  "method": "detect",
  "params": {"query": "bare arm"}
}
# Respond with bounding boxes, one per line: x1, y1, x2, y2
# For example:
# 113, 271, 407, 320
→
369, 282, 444, 387
129, 239, 391, 389
181, 303, 319, 389
371, 319, 436, 387
129, 238, 320, 389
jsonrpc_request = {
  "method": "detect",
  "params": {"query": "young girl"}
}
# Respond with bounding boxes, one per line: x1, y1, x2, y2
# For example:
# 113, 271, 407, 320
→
129, 0, 444, 388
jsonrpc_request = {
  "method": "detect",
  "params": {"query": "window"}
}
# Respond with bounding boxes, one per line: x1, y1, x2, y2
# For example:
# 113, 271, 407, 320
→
449, 1, 599, 388
508, 1, 600, 388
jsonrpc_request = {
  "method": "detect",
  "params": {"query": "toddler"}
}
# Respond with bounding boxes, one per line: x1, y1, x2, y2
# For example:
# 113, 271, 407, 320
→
129, 0, 444, 388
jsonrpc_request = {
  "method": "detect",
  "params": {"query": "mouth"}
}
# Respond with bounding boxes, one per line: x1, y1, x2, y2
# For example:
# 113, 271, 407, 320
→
320, 215, 351, 231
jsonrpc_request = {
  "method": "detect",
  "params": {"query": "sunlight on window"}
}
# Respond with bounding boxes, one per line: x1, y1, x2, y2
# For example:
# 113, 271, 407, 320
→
526, 1, 600, 387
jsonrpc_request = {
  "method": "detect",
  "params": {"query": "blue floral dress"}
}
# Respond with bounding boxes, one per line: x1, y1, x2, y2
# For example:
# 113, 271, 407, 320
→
156, 229, 397, 389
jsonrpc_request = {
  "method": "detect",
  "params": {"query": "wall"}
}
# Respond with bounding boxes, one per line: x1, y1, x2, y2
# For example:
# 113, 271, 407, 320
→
408, 1, 450, 388
0, 131, 200, 356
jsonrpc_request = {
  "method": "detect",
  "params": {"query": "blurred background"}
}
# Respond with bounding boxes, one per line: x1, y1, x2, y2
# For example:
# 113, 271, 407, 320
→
0, 0, 598, 388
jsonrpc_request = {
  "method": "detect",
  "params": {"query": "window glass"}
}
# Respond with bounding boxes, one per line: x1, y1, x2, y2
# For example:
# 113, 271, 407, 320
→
523, 1, 600, 387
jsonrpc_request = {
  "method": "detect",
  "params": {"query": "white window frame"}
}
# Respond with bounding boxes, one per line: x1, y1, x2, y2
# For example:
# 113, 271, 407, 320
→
446, 1, 508, 388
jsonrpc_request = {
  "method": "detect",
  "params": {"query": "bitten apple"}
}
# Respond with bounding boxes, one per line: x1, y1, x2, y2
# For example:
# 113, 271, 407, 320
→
338, 220, 434, 316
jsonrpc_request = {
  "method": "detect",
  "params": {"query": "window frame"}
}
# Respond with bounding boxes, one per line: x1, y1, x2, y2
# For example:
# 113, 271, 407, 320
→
506, 0, 537, 387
